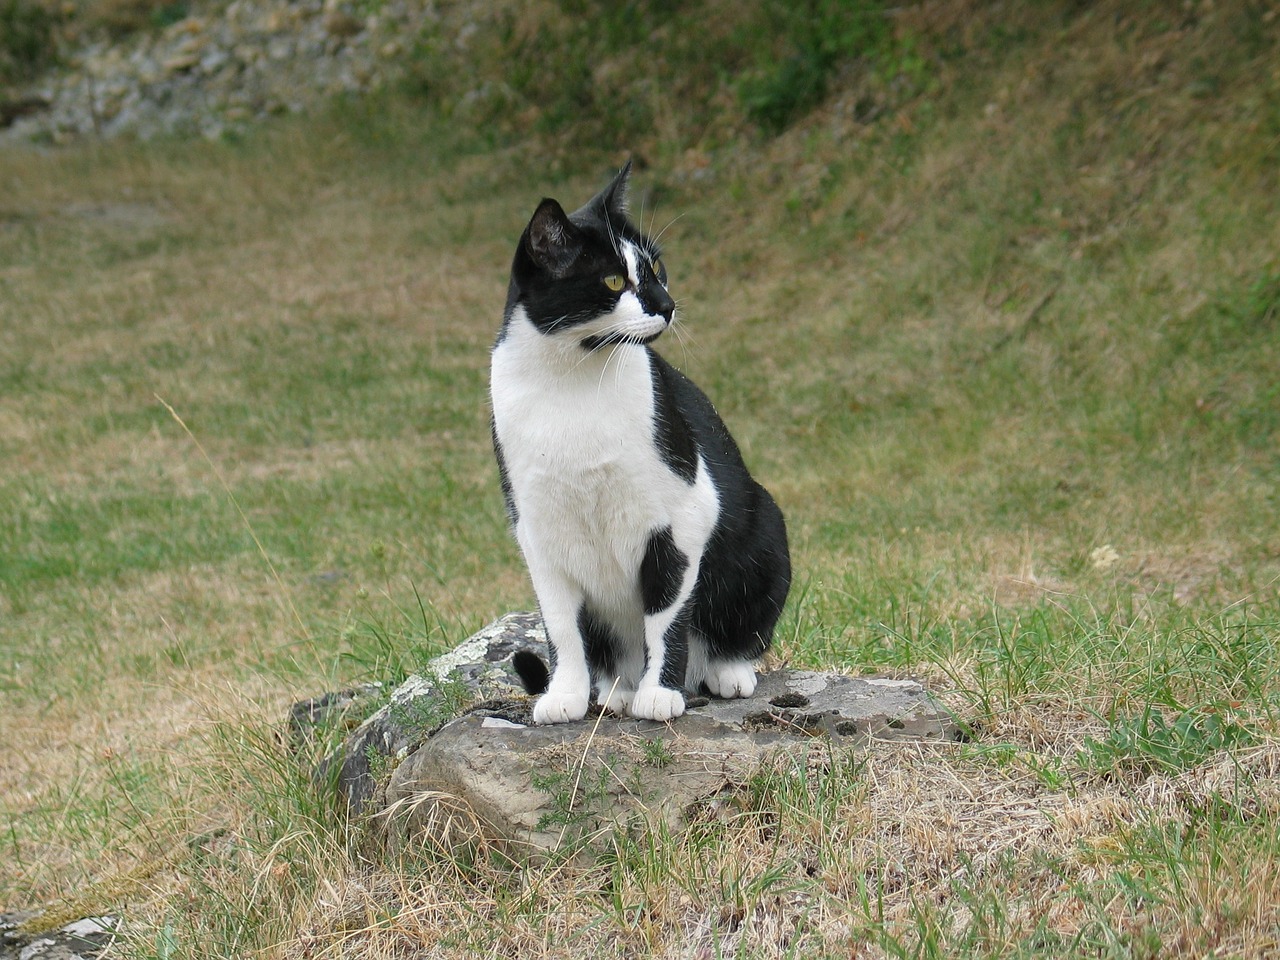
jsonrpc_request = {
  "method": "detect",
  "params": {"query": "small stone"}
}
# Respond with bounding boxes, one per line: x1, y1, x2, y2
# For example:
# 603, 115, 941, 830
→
1090, 544, 1121, 570
19, 938, 57, 960
58, 918, 117, 938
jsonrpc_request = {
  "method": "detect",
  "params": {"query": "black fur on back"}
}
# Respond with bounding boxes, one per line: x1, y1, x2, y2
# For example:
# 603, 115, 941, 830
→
648, 350, 791, 663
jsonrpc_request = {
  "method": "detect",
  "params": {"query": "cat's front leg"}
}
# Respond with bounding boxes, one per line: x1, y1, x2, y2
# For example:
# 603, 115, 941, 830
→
630, 683, 685, 722
535, 644, 592, 723
631, 527, 695, 721
526, 568, 592, 724
629, 606, 689, 722
536, 677, 591, 724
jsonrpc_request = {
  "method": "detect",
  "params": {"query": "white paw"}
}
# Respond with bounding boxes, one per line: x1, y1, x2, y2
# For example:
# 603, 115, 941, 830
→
533, 689, 590, 724
629, 686, 685, 722
597, 683, 635, 716
706, 661, 757, 699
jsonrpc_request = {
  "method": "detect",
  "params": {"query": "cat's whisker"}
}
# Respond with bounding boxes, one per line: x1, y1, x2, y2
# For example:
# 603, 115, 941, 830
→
589, 319, 641, 383
568, 317, 632, 379
650, 212, 685, 250
669, 316, 696, 351
588, 332, 629, 391
667, 299, 691, 331
608, 343, 634, 396
604, 211, 621, 260
638, 191, 667, 246
595, 336, 624, 392
544, 313, 574, 334
668, 318, 700, 368
571, 342, 604, 374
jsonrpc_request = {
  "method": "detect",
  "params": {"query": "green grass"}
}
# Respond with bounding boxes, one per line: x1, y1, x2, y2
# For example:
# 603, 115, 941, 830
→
0, 0, 58, 87
2, 0, 1279, 956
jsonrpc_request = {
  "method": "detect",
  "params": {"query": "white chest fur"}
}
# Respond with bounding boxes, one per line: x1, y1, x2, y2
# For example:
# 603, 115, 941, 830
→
491, 308, 719, 608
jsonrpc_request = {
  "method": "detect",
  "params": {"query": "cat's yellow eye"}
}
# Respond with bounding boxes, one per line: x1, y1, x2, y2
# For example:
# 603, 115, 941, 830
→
652, 258, 665, 276
603, 274, 626, 292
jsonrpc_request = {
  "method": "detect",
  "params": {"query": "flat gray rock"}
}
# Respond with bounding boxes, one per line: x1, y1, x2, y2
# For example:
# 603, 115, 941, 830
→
0, 915, 119, 960
379, 710, 787, 856
295, 612, 958, 853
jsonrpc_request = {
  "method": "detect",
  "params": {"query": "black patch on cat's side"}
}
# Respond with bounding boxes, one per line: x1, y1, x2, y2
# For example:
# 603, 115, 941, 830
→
579, 603, 621, 679
648, 355, 699, 484
640, 525, 688, 615
512, 650, 549, 694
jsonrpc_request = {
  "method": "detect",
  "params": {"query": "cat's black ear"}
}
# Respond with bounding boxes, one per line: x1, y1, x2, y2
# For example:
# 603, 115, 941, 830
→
599, 159, 632, 218
525, 198, 581, 277
574, 160, 632, 226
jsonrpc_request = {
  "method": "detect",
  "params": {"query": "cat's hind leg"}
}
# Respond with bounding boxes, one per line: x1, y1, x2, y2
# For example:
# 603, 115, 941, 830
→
685, 636, 759, 699
705, 659, 758, 698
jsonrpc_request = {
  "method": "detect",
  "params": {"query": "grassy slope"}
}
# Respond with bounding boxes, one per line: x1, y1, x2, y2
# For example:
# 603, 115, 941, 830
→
1, 1, 1278, 956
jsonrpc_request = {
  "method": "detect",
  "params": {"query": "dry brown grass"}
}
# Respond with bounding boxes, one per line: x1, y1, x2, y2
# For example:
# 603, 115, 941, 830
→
219, 731, 1280, 959
2, 1, 1279, 956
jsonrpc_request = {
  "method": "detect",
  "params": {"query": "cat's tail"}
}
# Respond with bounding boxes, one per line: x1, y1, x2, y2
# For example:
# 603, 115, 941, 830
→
512, 650, 550, 694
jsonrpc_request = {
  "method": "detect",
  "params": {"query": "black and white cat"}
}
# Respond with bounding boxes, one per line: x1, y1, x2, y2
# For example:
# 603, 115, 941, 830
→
490, 162, 790, 724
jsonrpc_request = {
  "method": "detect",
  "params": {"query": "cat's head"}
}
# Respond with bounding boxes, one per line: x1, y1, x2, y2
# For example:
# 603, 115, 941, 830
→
507, 161, 675, 350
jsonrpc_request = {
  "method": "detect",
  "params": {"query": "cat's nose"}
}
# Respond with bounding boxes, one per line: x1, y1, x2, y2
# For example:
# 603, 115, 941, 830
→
650, 286, 675, 324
